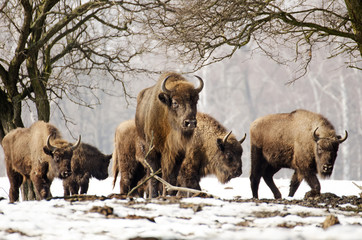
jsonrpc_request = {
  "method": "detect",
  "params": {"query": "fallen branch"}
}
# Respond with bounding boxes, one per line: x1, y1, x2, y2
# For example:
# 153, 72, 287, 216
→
352, 182, 362, 190
352, 182, 362, 197
130, 131, 216, 198
127, 168, 161, 197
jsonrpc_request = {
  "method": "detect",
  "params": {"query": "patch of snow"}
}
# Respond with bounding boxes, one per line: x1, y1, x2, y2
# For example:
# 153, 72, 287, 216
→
0, 176, 361, 240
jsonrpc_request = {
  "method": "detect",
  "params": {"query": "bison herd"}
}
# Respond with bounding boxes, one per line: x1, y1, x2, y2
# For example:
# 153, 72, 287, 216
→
1, 72, 348, 203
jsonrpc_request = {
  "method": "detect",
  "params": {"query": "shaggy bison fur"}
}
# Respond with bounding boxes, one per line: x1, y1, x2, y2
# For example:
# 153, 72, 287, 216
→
2, 121, 81, 202
177, 112, 246, 195
249, 109, 348, 199
113, 113, 246, 197
62, 143, 111, 196
112, 119, 148, 196
135, 72, 203, 197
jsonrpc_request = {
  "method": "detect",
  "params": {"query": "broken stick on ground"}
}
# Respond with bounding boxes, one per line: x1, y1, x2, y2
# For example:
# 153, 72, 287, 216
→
127, 132, 216, 198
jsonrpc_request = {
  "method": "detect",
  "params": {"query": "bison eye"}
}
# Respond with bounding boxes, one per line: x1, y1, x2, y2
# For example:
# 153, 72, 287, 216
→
54, 156, 60, 163
226, 152, 233, 162
172, 100, 179, 109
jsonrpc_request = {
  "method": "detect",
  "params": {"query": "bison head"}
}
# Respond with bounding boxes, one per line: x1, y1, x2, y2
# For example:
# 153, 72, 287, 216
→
313, 127, 348, 178
91, 154, 112, 180
43, 135, 81, 179
158, 75, 204, 136
214, 132, 246, 184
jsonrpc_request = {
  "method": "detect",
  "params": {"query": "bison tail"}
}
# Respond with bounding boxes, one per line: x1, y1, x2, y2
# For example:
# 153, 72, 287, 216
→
112, 152, 119, 189
112, 170, 118, 189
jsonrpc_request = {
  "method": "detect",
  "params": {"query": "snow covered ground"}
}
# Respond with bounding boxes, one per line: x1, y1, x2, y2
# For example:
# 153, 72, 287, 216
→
0, 176, 361, 240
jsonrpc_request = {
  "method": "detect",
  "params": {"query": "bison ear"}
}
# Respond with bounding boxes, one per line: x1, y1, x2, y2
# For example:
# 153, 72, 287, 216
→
217, 138, 225, 151
43, 146, 53, 157
158, 92, 171, 106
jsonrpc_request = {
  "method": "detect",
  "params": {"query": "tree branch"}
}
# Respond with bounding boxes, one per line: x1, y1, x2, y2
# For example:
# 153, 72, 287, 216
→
130, 132, 216, 198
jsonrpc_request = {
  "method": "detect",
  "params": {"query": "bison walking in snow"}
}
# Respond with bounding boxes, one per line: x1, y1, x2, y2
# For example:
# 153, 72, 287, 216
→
177, 112, 246, 194
135, 72, 203, 197
2, 121, 81, 202
249, 109, 348, 199
62, 143, 111, 196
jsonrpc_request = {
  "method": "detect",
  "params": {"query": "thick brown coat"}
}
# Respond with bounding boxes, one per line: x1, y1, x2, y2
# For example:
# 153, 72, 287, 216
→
249, 109, 348, 199
135, 72, 203, 196
112, 119, 147, 196
2, 121, 81, 202
62, 143, 111, 196
113, 113, 246, 197
177, 113, 246, 193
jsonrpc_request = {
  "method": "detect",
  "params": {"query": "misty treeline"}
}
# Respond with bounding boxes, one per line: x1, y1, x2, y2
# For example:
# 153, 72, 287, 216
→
0, 0, 361, 181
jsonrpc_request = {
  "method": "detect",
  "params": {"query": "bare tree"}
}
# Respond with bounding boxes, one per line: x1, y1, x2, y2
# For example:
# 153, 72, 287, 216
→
0, 0, 163, 141
0, 0, 165, 200
143, 0, 362, 82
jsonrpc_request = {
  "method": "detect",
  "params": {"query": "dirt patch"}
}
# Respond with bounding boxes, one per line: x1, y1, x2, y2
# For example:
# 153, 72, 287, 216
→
49, 192, 361, 214
234, 193, 362, 213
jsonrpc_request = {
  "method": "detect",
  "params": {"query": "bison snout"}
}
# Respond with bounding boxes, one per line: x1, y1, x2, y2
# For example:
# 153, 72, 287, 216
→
184, 119, 197, 129
61, 171, 72, 179
322, 164, 333, 174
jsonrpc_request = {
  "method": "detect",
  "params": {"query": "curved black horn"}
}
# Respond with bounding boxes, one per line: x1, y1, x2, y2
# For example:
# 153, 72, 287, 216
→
338, 130, 348, 143
71, 135, 81, 150
194, 75, 204, 93
239, 133, 247, 144
46, 135, 57, 152
223, 131, 232, 144
161, 75, 172, 94
313, 127, 319, 142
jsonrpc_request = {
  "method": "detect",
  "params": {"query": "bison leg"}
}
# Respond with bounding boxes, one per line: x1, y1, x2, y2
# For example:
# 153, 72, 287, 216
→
79, 173, 90, 194
263, 166, 282, 199
63, 178, 71, 196
304, 174, 321, 198
30, 162, 51, 200
146, 150, 162, 198
177, 154, 201, 196
7, 169, 23, 203
250, 145, 264, 199
21, 179, 36, 201
288, 171, 302, 197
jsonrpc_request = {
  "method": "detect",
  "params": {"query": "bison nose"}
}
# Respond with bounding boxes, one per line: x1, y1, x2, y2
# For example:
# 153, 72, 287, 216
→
184, 119, 197, 129
322, 164, 333, 173
62, 171, 72, 178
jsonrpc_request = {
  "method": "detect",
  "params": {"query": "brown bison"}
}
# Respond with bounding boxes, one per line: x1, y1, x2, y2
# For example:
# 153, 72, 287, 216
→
62, 143, 112, 196
112, 119, 147, 196
135, 72, 204, 197
249, 109, 348, 199
2, 121, 81, 202
177, 112, 246, 194
113, 113, 246, 197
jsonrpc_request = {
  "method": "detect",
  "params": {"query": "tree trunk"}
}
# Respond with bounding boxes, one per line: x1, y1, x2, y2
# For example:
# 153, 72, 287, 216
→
345, 0, 362, 57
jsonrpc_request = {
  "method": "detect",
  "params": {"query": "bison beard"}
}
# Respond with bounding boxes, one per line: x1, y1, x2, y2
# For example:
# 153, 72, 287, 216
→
135, 72, 203, 197
2, 121, 81, 202
249, 109, 348, 199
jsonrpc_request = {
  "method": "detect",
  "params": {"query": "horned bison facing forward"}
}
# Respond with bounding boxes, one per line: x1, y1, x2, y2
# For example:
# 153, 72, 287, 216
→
249, 109, 347, 199
135, 72, 203, 197
2, 121, 81, 202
